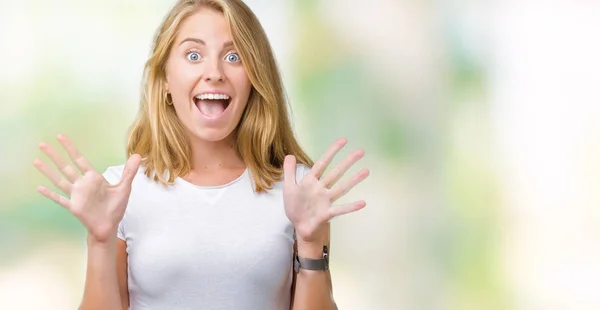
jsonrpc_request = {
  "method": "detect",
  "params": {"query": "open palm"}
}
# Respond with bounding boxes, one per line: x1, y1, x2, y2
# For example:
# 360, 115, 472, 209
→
283, 138, 370, 243
33, 134, 141, 242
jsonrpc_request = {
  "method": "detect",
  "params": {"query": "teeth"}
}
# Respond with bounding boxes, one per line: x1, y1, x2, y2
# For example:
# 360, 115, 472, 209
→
195, 93, 230, 100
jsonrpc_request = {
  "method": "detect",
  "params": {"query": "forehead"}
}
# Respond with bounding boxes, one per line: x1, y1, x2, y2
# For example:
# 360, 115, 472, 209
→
176, 8, 232, 43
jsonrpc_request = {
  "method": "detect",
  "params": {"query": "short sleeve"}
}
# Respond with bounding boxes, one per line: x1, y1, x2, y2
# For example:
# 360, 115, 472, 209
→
116, 221, 126, 240
295, 164, 311, 184
102, 165, 122, 186
102, 165, 127, 240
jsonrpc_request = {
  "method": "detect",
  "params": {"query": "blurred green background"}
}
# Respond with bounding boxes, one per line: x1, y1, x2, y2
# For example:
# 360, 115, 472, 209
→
2, 1, 600, 309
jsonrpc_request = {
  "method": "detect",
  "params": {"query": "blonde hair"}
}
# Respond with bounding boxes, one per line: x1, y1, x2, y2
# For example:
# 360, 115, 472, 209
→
126, 0, 313, 192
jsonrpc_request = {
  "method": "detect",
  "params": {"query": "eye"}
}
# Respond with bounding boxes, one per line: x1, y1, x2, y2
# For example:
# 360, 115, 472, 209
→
186, 51, 202, 62
225, 52, 241, 63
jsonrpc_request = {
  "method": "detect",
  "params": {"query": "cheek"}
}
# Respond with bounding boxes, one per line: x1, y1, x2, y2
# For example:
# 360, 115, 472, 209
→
167, 61, 197, 92
228, 69, 252, 98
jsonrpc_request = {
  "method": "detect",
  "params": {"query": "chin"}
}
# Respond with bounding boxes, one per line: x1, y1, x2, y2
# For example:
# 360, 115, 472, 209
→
189, 126, 236, 143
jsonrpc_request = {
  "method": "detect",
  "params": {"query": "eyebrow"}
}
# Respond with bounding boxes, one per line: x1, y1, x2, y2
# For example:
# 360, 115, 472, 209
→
179, 38, 234, 48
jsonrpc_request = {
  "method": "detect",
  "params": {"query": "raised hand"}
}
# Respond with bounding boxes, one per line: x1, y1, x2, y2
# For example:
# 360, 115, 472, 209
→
283, 138, 370, 244
33, 134, 141, 243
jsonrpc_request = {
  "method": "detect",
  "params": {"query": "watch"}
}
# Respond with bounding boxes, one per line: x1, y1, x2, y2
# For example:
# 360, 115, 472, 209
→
293, 245, 329, 273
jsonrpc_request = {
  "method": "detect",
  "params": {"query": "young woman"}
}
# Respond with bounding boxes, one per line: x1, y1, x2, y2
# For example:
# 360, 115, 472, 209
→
33, 0, 369, 309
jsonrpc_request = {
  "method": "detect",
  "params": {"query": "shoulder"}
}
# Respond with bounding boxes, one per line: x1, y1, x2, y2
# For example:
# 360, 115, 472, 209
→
102, 163, 146, 186
294, 163, 311, 183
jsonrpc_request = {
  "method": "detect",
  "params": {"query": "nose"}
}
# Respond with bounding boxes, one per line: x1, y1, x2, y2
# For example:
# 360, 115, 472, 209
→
203, 57, 225, 82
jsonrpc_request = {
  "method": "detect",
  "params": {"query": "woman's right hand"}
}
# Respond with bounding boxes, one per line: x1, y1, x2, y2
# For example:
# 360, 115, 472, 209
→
33, 134, 141, 243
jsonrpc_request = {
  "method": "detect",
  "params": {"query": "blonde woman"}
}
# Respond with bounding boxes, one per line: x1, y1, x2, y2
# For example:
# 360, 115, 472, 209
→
33, 0, 369, 309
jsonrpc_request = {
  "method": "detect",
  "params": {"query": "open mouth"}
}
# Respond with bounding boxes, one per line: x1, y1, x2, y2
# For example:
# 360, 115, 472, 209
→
193, 95, 232, 119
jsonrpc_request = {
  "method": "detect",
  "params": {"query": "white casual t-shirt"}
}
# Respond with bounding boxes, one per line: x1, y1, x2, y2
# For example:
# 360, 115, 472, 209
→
102, 163, 310, 310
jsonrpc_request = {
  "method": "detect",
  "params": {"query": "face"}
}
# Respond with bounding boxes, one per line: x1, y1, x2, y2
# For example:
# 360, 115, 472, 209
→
165, 8, 252, 143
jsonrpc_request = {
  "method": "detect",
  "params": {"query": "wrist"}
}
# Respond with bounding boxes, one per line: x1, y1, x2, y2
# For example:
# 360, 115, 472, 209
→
87, 232, 117, 248
297, 240, 327, 259
294, 242, 330, 273
296, 227, 329, 258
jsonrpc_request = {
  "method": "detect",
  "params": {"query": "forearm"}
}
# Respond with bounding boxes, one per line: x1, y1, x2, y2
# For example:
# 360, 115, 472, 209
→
291, 242, 337, 310
80, 234, 122, 310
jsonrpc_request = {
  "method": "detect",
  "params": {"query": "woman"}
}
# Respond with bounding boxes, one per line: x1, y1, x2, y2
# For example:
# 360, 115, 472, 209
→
33, 0, 369, 309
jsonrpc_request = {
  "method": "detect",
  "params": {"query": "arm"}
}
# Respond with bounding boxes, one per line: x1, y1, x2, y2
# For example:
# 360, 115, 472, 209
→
290, 223, 337, 310
284, 139, 368, 310
116, 239, 130, 310
79, 235, 129, 310
33, 135, 139, 310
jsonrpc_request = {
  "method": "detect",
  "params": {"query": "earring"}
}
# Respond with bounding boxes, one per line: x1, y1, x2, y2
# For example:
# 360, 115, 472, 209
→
165, 91, 173, 105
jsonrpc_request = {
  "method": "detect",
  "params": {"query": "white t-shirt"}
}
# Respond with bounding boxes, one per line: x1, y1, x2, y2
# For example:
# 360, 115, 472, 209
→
102, 163, 309, 310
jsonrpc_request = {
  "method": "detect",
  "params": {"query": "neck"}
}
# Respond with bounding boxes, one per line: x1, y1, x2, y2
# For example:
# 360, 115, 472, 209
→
188, 135, 245, 172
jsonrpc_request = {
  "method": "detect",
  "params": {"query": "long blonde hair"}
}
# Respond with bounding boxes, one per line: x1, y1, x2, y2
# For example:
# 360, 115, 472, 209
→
126, 0, 313, 192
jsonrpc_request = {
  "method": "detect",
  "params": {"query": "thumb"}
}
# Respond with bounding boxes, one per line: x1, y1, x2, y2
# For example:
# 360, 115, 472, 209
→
283, 155, 297, 188
118, 154, 141, 188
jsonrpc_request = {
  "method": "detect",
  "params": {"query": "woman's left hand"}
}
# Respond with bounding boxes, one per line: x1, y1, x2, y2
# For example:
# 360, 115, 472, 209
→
283, 138, 370, 244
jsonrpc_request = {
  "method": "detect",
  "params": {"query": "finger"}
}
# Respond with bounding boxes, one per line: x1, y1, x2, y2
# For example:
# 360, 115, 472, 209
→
321, 149, 364, 189
311, 138, 347, 179
39, 142, 80, 183
37, 186, 72, 209
328, 200, 366, 218
283, 155, 297, 188
117, 154, 142, 188
33, 159, 73, 195
57, 134, 95, 174
329, 168, 370, 202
